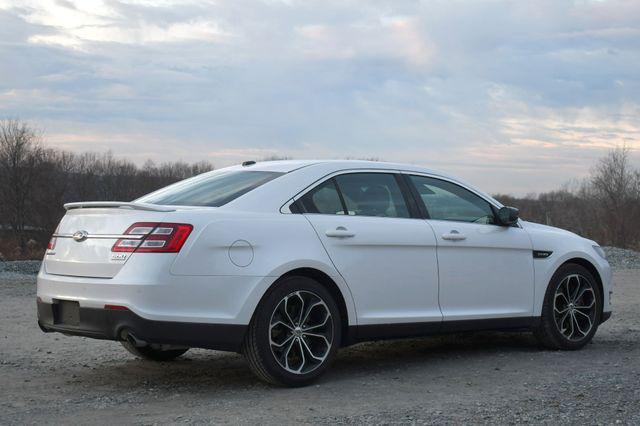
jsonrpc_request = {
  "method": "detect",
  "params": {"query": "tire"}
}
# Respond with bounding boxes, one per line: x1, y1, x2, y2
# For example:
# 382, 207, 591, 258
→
534, 263, 602, 350
121, 341, 189, 361
242, 275, 342, 387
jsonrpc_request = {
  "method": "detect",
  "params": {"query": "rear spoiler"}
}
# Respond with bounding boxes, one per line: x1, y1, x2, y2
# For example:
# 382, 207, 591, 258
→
63, 201, 176, 212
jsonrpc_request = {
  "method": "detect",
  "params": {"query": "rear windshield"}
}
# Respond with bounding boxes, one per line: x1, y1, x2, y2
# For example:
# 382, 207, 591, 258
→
137, 170, 283, 207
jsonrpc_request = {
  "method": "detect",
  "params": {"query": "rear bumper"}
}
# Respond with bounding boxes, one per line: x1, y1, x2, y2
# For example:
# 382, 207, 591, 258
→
37, 300, 247, 352
36, 268, 273, 326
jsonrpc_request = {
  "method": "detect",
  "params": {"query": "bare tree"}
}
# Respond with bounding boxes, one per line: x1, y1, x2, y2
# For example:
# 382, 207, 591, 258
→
31, 149, 77, 236
495, 146, 640, 249
589, 146, 640, 248
344, 156, 381, 161
0, 120, 44, 254
262, 155, 293, 161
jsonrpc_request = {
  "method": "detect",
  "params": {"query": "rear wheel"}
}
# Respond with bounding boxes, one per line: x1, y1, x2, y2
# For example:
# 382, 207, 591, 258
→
534, 263, 601, 350
121, 341, 189, 361
242, 276, 342, 387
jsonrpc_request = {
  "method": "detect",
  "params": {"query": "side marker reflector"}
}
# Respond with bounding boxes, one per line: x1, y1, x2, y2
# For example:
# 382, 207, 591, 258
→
104, 304, 130, 311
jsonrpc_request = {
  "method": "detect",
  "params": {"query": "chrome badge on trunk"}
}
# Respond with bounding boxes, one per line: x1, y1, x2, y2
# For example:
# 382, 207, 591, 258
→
72, 230, 89, 242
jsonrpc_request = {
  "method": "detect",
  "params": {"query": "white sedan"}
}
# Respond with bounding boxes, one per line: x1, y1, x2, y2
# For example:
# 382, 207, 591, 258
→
37, 160, 612, 386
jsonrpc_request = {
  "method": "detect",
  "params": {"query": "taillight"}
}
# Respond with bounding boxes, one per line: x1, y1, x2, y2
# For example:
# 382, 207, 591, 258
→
112, 222, 193, 253
47, 224, 60, 250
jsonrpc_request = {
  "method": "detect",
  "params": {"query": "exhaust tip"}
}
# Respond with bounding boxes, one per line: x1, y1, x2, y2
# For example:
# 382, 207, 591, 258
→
121, 329, 147, 347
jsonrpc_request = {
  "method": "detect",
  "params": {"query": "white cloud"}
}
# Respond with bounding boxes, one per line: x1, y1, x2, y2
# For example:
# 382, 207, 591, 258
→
12, 0, 230, 47
0, 0, 639, 194
293, 16, 434, 68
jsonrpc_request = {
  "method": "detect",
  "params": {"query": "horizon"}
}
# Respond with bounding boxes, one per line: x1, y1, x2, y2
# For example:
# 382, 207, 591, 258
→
1, 0, 639, 195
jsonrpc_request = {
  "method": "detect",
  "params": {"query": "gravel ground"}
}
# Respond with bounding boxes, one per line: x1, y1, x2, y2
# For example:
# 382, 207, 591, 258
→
1, 257, 639, 424
0, 260, 42, 277
602, 247, 640, 270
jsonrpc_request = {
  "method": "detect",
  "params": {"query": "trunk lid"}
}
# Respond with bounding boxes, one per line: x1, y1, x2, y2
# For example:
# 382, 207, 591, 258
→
45, 203, 172, 278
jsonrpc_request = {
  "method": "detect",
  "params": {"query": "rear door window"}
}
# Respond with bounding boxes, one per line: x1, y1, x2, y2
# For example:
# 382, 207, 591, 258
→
334, 173, 410, 218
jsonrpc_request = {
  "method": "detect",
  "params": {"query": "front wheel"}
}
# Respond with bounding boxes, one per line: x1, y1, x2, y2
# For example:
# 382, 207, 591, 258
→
534, 263, 602, 350
242, 276, 342, 387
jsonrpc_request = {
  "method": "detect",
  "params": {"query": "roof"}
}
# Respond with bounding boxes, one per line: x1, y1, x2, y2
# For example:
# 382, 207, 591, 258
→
232, 159, 451, 177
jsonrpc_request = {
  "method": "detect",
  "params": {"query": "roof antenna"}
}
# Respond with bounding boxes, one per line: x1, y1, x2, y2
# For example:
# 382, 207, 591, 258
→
242, 160, 256, 167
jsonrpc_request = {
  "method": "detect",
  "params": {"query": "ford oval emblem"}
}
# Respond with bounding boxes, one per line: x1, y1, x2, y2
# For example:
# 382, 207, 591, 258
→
72, 230, 89, 242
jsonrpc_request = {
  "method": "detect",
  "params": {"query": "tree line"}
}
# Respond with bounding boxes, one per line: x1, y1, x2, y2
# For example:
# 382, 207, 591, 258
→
1, 119, 639, 260
0, 120, 212, 259
494, 146, 640, 250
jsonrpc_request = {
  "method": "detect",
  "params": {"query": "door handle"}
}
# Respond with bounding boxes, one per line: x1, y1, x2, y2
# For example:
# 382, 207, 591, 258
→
442, 230, 466, 241
325, 227, 355, 238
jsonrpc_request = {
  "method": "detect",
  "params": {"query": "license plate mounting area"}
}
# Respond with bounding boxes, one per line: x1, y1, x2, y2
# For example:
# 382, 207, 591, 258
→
52, 300, 80, 326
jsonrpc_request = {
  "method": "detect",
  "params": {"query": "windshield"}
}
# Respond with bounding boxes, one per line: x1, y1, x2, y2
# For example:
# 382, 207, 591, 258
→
137, 170, 283, 207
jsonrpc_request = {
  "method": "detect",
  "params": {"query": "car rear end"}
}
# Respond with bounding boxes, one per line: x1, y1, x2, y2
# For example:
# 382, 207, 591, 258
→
39, 168, 280, 342
37, 201, 259, 352
36, 202, 246, 350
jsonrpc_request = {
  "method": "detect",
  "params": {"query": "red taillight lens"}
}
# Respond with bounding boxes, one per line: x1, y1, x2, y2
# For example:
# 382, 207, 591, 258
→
112, 222, 193, 253
47, 224, 60, 250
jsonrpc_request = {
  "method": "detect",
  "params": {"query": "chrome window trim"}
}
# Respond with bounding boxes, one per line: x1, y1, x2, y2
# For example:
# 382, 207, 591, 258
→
280, 167, 522, 228
283, 168, 408, 216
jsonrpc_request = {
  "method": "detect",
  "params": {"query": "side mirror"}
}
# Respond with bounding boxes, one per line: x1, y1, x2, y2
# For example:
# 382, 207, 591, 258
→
497, 206, 519, 226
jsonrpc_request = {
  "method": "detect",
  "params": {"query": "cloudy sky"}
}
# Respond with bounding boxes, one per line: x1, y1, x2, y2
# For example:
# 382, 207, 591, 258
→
1, 0, 639, 194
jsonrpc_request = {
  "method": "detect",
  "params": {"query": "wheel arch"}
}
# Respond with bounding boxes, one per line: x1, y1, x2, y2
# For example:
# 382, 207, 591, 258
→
259, 267, 352, 347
